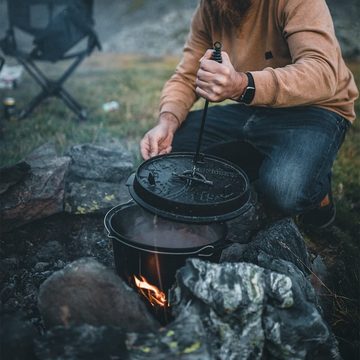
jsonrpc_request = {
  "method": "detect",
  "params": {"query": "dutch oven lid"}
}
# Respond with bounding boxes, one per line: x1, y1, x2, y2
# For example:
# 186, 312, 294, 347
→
127, 152, 251, 223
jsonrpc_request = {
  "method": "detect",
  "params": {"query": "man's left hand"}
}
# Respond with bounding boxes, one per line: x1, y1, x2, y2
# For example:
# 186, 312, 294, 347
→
196, 50, 247, 102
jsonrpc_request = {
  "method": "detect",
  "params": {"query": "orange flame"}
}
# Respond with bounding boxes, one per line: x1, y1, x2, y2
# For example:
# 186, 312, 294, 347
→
133, 275, 168, 308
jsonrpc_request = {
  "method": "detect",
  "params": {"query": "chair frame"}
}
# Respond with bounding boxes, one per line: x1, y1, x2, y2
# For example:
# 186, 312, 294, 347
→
1, 0, 101, 121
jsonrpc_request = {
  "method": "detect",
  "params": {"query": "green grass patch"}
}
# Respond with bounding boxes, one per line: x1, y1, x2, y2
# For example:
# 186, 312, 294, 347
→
0, 55, 176, 165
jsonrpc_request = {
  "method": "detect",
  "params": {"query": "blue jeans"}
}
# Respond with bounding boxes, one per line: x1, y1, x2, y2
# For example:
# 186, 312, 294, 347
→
172, 104, 350, 215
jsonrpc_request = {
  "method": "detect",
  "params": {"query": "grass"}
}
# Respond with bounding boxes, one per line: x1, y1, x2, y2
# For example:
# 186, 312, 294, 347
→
0, 54, 178, 165
0, 53, 359, 356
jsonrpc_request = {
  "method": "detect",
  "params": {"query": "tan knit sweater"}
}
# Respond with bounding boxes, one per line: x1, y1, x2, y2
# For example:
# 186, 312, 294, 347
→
159, 0, 358, 123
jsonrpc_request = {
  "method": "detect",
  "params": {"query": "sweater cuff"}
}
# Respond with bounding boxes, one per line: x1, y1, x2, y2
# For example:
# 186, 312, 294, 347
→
159, 102, 188, 126
250, 69, 278, 106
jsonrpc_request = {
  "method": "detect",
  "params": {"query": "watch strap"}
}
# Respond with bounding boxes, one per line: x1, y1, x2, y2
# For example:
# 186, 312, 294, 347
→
240, 72, 255, 104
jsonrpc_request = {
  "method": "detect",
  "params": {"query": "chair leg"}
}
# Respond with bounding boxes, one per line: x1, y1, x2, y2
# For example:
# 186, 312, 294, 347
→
16, 54, 89, 121
17, 90, 49, 120
55, 53, 89, 120
58, 88, 87, 120
17, 57, 49, 90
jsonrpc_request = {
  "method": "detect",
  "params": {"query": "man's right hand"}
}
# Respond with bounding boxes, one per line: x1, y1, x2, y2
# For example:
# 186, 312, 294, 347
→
140, 113, 179, 160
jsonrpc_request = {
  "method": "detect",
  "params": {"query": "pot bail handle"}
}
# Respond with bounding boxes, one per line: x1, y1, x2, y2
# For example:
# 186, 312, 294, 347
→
197, 245, 215, 257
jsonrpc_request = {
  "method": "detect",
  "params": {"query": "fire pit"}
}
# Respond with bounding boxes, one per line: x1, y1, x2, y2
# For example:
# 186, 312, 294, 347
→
0, 142, 348, 359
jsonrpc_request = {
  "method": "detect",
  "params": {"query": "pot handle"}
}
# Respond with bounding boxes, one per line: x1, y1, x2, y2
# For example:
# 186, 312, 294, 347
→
198, 239, 232, 257
126, 173, 135, 187
103, 199, 134, 237
197, 245, 215, 257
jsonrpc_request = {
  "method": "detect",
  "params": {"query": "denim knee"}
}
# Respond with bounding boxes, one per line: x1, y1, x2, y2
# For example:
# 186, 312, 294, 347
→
257, 171, 314, 215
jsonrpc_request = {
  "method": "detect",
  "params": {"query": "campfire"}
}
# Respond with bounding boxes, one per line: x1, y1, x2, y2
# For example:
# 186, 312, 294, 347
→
0, 143, 352, 359
133, 275, 168, 308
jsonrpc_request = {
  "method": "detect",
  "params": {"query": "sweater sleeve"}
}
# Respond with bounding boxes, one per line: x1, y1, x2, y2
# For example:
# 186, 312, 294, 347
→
159, 2, 212, 124
251, 0, 341, 107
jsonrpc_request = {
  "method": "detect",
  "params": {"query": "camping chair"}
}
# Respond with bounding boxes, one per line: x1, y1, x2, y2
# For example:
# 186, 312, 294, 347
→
0, 0, 101, 120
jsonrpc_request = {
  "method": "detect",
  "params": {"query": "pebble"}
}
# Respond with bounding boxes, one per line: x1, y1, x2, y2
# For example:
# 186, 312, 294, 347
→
34, 262, 50, 272
54, 260, 65, 269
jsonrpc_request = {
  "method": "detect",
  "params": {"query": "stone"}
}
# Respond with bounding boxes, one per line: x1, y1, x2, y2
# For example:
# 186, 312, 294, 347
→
38, 258, 159, 332
66, 143, 133, 183
220, 243, 247, 263
0, 161, 31, 195
35, 310, 212, 360
0, 143, 70, 233
35, 324, 128, 360
172, 259, 266, 360
127, 311, 212, 359
34, 262, 50, 272
259, 255, 341, 360
64, 141, 134, 215
171, 258, 340, 360
241, 218, 312, 275
64, 179, 131, 214
27, 142, 57, 160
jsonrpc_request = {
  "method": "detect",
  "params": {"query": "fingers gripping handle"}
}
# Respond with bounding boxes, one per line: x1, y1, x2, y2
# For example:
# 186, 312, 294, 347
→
211, 41, 222, 63
192, 42, 223, 170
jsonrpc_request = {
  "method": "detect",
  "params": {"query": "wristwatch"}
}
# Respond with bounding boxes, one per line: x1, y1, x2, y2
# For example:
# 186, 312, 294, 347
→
239, 72, 256, 104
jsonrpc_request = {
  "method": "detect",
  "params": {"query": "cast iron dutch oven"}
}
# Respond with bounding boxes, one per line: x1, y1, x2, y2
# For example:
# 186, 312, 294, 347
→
104, 152, 250, 290
104, 200, 228, 291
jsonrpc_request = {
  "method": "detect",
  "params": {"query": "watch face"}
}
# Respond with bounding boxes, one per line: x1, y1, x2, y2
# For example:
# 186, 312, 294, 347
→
242, 86, 255, 104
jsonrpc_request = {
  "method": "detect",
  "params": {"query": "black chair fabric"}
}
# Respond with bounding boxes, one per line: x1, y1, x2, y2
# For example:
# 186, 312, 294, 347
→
7, 0, 98, 61
0, 0, 100, 120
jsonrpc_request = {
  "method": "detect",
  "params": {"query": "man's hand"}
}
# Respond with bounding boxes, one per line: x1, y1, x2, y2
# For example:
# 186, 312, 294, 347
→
196, 50, 247, 102
140, 113, 179, 160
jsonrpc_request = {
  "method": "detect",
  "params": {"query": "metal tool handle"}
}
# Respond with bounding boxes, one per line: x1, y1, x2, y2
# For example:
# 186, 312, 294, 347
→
193, 42, 223, 170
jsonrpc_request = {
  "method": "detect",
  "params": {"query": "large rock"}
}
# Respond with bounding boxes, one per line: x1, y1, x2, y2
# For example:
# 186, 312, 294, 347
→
64, 179, 131, 214
171, 258, 340, 360
38, 258, 159, 332
0, 161, 31, 195
66, 143, 133, 183
64, 142, 133, 214
257, 254, 339, 359
0, 143, 70, 233
222, 218, 312, 275
126, 311, 212, 359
